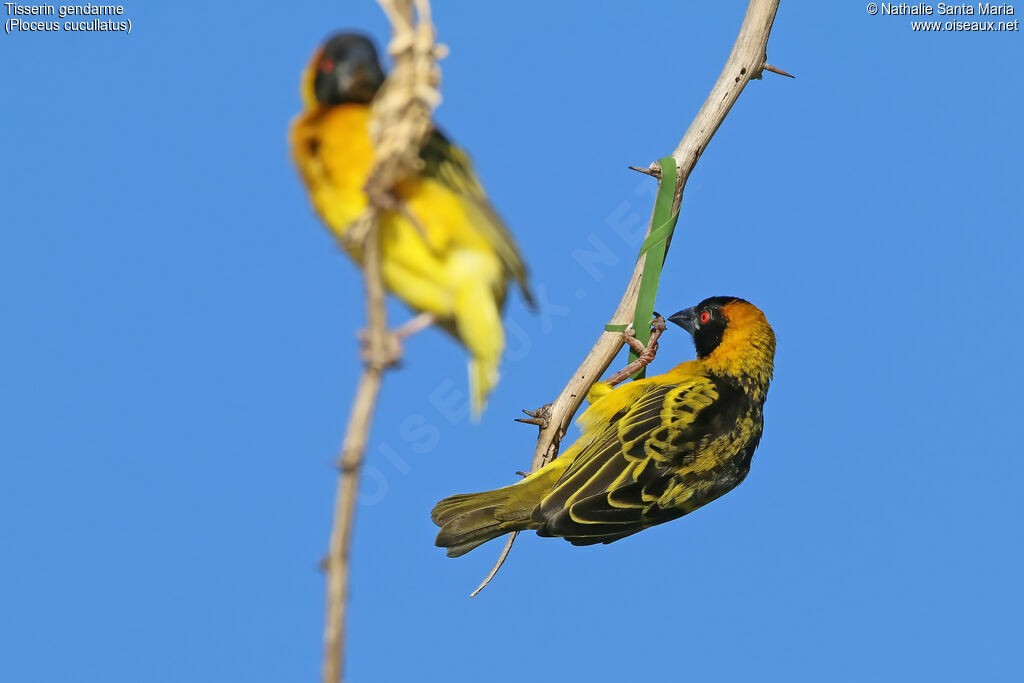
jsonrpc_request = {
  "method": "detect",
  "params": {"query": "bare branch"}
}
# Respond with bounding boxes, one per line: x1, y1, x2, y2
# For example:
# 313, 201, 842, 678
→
321, 1, 443, 681
322, 226, 389, 683
472, 0, 785, 596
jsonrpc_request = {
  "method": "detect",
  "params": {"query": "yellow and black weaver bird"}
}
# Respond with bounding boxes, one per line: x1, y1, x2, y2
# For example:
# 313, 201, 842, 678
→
432, 297, 776, 555
290, 33, 533, 415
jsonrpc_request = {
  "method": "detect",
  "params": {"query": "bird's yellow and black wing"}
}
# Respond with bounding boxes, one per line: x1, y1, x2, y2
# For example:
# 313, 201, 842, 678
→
535, 374, 752, 545
418, 130, 535, 306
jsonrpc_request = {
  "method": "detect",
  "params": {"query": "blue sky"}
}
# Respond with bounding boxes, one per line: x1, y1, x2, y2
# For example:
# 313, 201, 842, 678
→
2, 2, 1022, 681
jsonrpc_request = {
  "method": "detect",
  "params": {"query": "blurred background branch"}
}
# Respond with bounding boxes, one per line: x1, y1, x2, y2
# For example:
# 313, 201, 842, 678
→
321, 1, 444, 682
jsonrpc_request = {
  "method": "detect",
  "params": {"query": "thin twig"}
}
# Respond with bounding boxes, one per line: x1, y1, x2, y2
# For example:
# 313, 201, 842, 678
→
471, 0, 787, 596
628, 164, 661, 178
763, 63, 796, 78
321, 1, 443, 681
395, 311, 435, 340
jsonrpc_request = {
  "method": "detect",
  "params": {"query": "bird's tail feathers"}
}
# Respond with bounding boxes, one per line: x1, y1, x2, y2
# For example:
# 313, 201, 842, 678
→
432, 464, 565, 557
467, 357, 499, 420
432, 488, 532, 558
452, 280, 504, 419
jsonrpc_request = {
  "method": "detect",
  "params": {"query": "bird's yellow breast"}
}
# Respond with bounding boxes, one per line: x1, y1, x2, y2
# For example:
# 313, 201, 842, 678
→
291, 105, 498, 253
290, 104, 506, 317
290, 104, 375, 235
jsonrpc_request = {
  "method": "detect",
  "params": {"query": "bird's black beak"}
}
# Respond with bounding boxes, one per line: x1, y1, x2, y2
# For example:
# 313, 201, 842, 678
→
337, 63, 381, 101
668, 307, 697, 335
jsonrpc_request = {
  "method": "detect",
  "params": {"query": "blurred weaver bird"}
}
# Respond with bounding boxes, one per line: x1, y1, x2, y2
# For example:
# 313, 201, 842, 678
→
290, 33, 534, 416
433, 297, 775, 555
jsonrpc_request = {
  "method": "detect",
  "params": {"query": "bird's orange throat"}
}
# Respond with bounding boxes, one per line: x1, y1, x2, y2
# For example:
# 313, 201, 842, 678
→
701, 302, 776, 395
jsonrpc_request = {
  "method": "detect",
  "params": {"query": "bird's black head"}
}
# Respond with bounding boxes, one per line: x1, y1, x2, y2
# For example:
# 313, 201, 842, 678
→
313, 33, 385, 106
668, 296, 748, 358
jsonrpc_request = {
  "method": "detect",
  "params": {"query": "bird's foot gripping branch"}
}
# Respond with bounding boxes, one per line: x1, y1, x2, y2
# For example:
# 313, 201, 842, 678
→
604, 315, 668, 387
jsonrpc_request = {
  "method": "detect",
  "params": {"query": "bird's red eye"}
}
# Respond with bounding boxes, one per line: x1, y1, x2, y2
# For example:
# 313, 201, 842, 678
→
700, 311, 711, 324
319, 57, 335, 73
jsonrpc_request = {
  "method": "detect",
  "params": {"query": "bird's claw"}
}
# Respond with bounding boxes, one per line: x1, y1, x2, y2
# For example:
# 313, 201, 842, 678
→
605, 314, 668, 387
650, 313, 666, 332
621, 315, 665, 354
